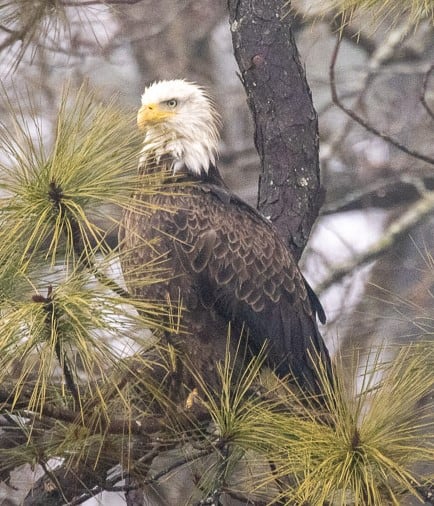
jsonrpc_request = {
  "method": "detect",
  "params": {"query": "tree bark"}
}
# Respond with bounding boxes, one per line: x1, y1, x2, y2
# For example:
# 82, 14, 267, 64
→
228, 0, 322, 260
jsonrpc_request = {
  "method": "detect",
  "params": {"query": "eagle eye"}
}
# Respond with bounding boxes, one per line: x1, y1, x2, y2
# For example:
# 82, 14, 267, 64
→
166, 99, 178, 108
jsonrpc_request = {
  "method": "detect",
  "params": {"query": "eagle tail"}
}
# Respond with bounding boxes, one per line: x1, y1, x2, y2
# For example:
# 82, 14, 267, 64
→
275, 301, 332, 398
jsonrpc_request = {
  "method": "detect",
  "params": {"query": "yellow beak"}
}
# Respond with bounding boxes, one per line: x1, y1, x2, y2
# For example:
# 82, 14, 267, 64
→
137, 103, 175, 130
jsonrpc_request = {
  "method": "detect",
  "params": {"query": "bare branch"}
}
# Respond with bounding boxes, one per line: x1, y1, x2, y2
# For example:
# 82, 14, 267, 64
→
292, 5, 420, 61
33, 440, 214, 505
322, 174, 434, 214
330, 36, 434, 166
60, 0, 145, 5
421, 64, 434, 120
317, 190, 434, 294
222, 487, 266, 505
0, 25, 15, 34
0, 379, 209, 439
323, 18, 414, 161
0, 25, 28, 53
149, 447, 214, 483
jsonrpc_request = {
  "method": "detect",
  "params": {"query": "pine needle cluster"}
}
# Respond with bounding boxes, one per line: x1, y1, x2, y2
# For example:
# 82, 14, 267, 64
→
186, 344, 434, 505
290, 0, 434, 31
0, 83, 141, 267
0, 83, 173, 435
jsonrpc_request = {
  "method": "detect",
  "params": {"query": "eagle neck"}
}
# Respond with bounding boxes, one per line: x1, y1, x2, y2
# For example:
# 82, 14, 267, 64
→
139, 125, 218, 178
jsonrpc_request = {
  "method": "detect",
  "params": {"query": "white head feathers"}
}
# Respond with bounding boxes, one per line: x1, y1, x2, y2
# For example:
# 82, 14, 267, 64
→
137, 79, 221, 176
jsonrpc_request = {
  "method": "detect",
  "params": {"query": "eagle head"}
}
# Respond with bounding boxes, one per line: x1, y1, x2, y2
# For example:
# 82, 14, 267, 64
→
137, 79, 221, 177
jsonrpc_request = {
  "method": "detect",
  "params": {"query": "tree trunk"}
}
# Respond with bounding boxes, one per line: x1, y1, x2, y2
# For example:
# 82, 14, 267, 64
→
228, 0, 322, 260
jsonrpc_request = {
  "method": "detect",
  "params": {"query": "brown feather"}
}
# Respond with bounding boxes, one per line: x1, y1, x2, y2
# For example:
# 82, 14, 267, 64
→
120, 165, 332, 395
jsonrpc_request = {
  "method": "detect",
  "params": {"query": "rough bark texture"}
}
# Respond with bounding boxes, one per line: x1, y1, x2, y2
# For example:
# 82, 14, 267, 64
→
228, 0, 322, 260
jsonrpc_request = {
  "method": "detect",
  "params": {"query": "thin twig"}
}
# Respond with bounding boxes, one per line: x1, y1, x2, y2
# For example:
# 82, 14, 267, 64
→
65, 462, 141, 505
322, 20, 413, 166
0, 27, 27, 52
222, 487, 266, 505
421, 64, 434, 120
1, 385, 161, 438
1, 372, 212, 439
33, 285, 81, 405
64, 446, 213, 505
60, 0, 144, 5
0, 25, 15, 34
149, 446, 214, 483
330, 36, 434, 167
40, 461, 70, 504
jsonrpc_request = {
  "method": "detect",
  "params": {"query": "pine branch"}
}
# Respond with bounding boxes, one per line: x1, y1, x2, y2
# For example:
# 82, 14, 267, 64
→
0, 372, 210, 438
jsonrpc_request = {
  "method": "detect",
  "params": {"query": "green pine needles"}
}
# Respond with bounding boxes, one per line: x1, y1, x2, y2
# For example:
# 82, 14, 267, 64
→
0, 83, 171, 420
166, 341, 434, 505
329, 0, 434, 27
287, 0, 434, 31
0, 83, 141, 267
259, 346, 434, 505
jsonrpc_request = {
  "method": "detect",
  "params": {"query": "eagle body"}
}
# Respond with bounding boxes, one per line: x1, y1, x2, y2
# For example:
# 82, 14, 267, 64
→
120, 80, 331, 395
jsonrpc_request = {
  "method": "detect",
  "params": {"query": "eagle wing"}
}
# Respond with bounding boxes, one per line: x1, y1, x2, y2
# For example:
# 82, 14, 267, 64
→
165, 183, 331, 394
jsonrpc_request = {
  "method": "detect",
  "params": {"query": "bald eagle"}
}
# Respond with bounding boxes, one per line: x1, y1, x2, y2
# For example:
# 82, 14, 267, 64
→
120, 79, 331, 396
